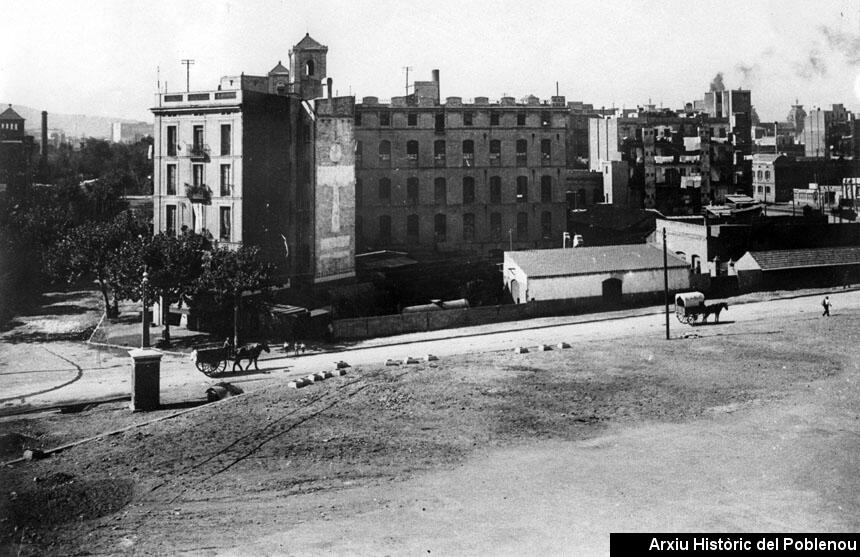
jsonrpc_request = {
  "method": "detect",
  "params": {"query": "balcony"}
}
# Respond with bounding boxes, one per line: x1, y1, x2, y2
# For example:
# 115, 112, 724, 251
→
185, 183, 211, 204
188, 143, 210, 160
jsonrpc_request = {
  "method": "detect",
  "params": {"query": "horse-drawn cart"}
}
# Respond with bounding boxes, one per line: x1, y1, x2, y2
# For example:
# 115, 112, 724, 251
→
191, 345, 232, 376
675, 291, 728, 325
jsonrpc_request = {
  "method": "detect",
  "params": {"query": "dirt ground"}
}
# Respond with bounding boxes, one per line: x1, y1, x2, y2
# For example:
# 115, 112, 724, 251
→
1, 297, 858, 555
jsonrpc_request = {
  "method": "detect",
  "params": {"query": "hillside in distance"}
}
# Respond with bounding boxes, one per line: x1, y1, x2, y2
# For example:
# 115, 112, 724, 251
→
3, 103, 151, 140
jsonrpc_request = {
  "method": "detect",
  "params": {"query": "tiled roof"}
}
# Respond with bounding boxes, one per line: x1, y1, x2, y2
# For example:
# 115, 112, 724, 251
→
746, 246, 860, 271
0, 105, 23, 120
269, 61, 289, 74
508, 244, 688, 278
293, 33, 326, 50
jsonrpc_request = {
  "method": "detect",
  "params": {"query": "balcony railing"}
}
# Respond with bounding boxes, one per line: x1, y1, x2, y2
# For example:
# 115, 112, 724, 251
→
188, 143, 210, 159
185, 183, 211, 204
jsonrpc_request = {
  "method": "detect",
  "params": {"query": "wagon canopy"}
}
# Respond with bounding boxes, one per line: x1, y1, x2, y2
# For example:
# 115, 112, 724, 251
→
675, 291, 705, 308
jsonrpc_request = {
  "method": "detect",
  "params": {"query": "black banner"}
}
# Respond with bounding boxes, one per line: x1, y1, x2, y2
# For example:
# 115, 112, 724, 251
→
610, 534, 860, 555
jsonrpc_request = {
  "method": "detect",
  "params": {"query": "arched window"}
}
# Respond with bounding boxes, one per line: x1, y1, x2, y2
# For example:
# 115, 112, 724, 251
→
463, 213, 475, 241
516, 176, 528, 202
516, 139, 527, 166
434, 177, 447, 205
540, 139, 551, 165
463, 176, 475, 204
764, 170, 771, 180
489, 139, 501, 164
490, 176, 502, 203
541, 211, 552, 239
378, 140, 391, 167
516, 212, 528, 241
378, 177, 391, 202
406, 140, 419, 165
407, 177, 419, 204
305, 59, 315, 76
434, 213, 447, 243
434, 140, 446, 166
540, 175, 552, 203
462, 140, 474, 167
378, 215, 391, 242
406, 214, 419, 242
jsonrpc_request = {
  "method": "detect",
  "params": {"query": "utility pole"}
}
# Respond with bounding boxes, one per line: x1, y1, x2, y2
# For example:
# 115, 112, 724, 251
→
181, 59, 195, 92
663, 228, 670, 340
403, 66, 413, 96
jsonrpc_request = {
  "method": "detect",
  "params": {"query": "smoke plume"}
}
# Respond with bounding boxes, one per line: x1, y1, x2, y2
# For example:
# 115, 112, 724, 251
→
709, 72, 725, 92
820, 25, 860, 65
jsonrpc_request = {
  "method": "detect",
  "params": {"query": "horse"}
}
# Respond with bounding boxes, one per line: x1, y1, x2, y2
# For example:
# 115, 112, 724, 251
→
701, 302, 728, 323
232, 341, 270, 372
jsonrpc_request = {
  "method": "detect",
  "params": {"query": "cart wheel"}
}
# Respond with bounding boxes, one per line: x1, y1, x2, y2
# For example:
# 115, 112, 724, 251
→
690, 313, 701, 325
197, 361, 218, 377
218, 358, 228, 374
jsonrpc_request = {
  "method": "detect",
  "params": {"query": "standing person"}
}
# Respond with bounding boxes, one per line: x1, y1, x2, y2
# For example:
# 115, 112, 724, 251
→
822, 296, 832, 316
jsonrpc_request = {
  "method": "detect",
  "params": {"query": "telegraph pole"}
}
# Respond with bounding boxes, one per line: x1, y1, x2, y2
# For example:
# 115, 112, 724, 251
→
663, 228, 670, 340
181, 59, 195, 92
403, 66, 413, 96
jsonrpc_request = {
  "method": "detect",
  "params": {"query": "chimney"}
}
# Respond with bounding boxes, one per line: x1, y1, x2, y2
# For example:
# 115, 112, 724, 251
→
327, 77, 333, 100
431, 69, 440, 104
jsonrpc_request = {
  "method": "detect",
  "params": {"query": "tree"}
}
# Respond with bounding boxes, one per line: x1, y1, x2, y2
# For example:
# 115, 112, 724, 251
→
195, 245, 273, 346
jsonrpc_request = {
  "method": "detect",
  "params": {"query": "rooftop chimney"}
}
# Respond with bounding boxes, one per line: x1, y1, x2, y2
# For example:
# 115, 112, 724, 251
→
432, 69, 440, 104
327, 77, 333, 100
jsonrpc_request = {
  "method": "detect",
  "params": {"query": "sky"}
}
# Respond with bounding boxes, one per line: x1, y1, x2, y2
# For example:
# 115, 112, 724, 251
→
3, 0, 860, 123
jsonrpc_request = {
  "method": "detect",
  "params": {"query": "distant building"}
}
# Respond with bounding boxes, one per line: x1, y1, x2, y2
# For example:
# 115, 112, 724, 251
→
752, 153, 851, 203
0, 105, 36, 192
735, 246, 860, 291
111, 121, 153, 143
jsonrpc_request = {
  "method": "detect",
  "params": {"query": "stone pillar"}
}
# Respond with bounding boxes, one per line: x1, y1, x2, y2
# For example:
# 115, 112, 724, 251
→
129, 348, 162, 411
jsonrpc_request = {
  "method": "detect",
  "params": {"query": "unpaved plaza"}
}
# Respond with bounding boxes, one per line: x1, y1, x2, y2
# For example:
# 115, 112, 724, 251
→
1, 292, 859, 555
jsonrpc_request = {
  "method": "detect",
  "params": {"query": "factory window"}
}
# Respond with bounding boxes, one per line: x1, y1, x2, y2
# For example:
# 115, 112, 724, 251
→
434, 140, 446, 166
355, 141, 363, 168
407, 177, 419, 204
517, 112, 526, 126
490, 212, 502, 240
540, 175, 552, 202
165, 205, 176, 237
489, 140, 501, 164
463, 176, 475, 204
463, 112, 473, 126
541, 211, 552, 239
407, 214, 419, 242
355, 178, 363, 207
541, 111, 551, 128
462, 140, 474, 167
490, 112, 499, 126
167, 125, 177, 156
540, 139, 551, 165
516, 212, 528, 241
219, 207, 231, 242
435, 112, 445, 132
516, 176, 528, 202
378, 178, 391, 202
408, 113, 418, 126
379, 111, 390, 126
490, 176, 502, 203
406, 140, 419, 165
355, 112, 362, 126
463, 213, 475, 241
434, 177, 447, 205
166, 164, 177, 195
378, 215, 392, 242
434, 213, 447, 243
220, 124, 231, 155
516, 139, 527, 166
378, 140, 391, 166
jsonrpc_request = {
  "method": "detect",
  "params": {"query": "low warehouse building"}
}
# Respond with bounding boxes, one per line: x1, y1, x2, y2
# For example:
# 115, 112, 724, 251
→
734, 246, 860, 291
503, 245, 690, 305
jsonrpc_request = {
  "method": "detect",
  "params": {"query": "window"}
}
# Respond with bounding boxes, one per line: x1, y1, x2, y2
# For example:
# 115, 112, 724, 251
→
378, 140, 391, 166
764, 170, 771, 180
355, 112, 362, 126
489, 139, 501, 164
220, 164, 231, 196
219, 207, 231, 242
408, 113, 418, 126
407, 177, 419, 204
490, 112, 499, 126
166, 205, 177, 236
167, 125, 177, 156
462, 176, 475, 204
193, 125, 204, 152
434, 214, 447, 242
516, 176, 528, 202
406, 214, 419, 242
193, 164, 204, 187
462, 140, 474, 167
463, 112, 473, 126
516, 139, 527, 166
434, 140, 446, 166
720, 127, 727, 138
166, 164, 176, 195
756, 170, 762, 180
490, 176, 502, 203
379, 111, 390, 126
541, 111, 551, 127
355, 141, 363, 168
463, 213, 475, 241
517, 212, 528, 241
435, 113, 445, 132
765, 186, 771, 194
541, 139, 551, 165
305, 59, 315, 76
434, 177, 447, 205
757, 185, 763, 193
220, 124, 231, 156
406, 140, 419, 165
517, 112, 526, 126
378, 178, 391, 202
490, 212, 502, 240
540, 175, 552, 202
541, 211, 552, 239
356, 178, 363, 207
378, 215, 392, 242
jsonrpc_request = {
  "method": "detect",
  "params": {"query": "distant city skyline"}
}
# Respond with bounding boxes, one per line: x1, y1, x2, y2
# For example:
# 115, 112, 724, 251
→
3, 0, 860, 123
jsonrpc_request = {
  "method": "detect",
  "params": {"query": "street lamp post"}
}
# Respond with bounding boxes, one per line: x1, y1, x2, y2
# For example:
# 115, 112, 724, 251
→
663, 228, 670, 341
141, 270, 150, 349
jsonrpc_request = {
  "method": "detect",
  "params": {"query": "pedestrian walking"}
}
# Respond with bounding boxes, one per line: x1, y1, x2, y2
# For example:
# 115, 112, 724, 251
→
822, 296, 832, 316
300, 342, 306, 354
294, 342, 300, 357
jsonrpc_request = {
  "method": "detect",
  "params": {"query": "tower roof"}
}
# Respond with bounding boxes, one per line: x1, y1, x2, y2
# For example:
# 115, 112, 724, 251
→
0, 105, 23, 120
293, 33, 326, 50
269, 61, 289, 74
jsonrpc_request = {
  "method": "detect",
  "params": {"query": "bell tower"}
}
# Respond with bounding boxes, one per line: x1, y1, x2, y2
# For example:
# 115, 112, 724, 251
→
290, 33, 328, 100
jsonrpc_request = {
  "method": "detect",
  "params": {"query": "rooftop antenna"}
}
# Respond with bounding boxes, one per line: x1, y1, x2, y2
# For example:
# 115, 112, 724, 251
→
181, 59, 195, 92
403, 66, 413, 96
157, 65, 161, 106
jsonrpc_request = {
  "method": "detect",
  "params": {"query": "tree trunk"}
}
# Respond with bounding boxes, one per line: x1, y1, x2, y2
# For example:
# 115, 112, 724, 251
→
161, 296, 171, 345
98, 280, 115, 318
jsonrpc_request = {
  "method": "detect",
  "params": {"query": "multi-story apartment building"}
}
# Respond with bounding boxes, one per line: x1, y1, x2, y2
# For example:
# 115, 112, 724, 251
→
151, 34, 355, 285
354, 72, 602, 255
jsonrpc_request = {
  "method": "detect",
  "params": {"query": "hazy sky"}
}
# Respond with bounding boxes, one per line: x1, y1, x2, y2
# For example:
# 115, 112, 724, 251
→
3, 0, 860, 123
